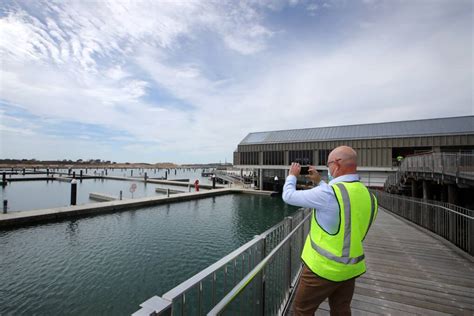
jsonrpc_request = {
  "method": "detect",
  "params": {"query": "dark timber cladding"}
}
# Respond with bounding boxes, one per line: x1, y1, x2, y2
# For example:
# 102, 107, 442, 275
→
234, 116, 474, 168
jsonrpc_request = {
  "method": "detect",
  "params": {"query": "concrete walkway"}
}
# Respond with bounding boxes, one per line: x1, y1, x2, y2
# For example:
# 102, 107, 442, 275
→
0, 188, 274, 228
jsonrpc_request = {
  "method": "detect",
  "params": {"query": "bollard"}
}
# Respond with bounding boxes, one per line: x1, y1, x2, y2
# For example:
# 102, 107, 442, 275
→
3, 200, 7, 214
73, 171, 76, 179
167, 188, 170, 197
212, 174, 216, 189
194, 180, 200, 192
80, 170, 83, 179
70, 179, 77, 205
165, 171, 168, 180
120, 190, 123, 200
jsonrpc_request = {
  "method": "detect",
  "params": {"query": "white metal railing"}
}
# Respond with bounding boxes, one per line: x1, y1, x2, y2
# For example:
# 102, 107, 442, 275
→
373, 190, 474, 255
385, 152, 474, 189
208, 212, 311, 315
133, 208, 311, 316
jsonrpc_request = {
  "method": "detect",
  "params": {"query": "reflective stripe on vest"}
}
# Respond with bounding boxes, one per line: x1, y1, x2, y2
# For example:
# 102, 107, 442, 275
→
309, 183, 375, 265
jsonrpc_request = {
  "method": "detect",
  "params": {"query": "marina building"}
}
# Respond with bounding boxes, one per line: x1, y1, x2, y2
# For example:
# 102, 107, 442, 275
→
233, 116, 474, 189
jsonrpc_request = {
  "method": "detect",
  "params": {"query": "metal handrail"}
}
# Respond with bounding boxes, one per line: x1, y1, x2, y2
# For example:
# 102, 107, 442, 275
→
208, 213, 312, 315
385, 152, 474, 190
133, 208, 311, 315
373, 190, 474, 255
377, 192, 473, 219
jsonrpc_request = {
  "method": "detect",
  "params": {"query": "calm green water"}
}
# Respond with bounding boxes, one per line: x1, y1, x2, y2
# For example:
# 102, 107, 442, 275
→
0, 194, 298, 315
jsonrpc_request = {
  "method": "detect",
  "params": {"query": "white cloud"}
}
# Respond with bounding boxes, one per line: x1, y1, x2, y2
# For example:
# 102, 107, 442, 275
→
0, 0, 471, 163
306, 3, 319, 15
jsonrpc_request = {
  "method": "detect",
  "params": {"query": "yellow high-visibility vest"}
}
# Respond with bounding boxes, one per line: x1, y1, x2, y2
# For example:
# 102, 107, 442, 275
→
301, 181, 378, 281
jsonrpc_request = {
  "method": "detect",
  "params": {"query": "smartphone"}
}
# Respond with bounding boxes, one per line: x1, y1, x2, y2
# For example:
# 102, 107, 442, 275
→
300, 166, 309, 175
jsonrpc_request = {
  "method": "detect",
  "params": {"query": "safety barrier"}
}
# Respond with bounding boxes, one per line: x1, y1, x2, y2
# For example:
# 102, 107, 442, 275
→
208, 211, 311, 315
385, 152, 474, 190
373, 190, 474, 255
133, 208, 311, 316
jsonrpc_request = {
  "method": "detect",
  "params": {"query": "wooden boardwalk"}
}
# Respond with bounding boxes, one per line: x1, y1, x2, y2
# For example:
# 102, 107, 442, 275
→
286, 208, 474, 315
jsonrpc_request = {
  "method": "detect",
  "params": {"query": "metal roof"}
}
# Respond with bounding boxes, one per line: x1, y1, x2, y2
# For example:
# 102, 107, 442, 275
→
239, 116, 474, 145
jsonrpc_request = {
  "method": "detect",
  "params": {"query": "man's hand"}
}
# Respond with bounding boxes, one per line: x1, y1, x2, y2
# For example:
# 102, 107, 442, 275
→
305, 166, 321, 184
289, 162, 301, 176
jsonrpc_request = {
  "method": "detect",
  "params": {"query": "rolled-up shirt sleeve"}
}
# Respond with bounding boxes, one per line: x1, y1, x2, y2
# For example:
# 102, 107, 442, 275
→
282, 175, 329, 209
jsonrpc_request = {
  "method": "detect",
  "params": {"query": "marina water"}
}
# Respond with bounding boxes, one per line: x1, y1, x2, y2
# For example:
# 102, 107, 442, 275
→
0, 193, 298, 315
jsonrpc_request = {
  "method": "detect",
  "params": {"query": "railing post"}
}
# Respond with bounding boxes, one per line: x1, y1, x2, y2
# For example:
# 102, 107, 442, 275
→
469, 218, 474, 256
285, 216, 293, 290
260, 237, 266, 316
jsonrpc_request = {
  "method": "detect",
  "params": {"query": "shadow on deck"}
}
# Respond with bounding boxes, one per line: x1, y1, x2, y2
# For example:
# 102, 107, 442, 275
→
285, 208, 474, 315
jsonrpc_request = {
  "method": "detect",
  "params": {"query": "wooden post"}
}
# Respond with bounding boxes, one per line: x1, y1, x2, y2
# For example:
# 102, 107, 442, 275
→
3, 200, 7, 214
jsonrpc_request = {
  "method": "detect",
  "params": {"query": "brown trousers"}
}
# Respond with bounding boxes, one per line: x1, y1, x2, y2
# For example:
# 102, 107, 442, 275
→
293, 265, 355, 316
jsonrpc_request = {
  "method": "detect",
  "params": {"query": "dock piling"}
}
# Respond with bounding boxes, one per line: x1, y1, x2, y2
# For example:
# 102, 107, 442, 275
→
73, 171, 76, 179
167, 188, 170, 197
3, 200, 7, 214
71, 179, 77, 206
120, 190, 123, 200
2, 172, 6, 186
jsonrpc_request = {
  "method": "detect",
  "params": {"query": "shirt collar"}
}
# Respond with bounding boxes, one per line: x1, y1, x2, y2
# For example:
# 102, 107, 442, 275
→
328, 173, 360, 185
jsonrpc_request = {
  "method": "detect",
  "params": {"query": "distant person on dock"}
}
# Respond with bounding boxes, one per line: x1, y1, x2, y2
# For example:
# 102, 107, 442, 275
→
396, 155, 404, 166
273, 175, 279, 192
282, 146, 378, 315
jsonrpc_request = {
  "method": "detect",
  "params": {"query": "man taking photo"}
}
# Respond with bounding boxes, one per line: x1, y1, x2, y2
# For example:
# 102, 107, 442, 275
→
283, 146, 378, 315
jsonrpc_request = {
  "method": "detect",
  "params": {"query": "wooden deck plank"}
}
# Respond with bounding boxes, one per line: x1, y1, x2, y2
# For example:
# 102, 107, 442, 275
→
284, 207, 474, 315
357, 276, 474, 306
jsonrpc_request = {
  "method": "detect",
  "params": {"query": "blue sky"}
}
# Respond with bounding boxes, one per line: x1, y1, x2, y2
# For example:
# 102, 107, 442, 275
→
0, 0, 472, 163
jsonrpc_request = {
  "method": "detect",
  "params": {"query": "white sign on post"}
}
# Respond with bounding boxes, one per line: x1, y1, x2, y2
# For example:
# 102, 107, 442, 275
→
130, 183, 137, 198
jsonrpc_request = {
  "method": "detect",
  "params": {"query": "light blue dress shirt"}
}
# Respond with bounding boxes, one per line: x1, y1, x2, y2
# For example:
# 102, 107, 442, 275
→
282, 174, 360, 234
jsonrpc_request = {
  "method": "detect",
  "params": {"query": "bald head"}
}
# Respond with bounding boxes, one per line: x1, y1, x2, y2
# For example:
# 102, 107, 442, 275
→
327, 146, 358, 177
